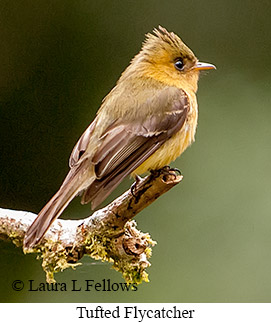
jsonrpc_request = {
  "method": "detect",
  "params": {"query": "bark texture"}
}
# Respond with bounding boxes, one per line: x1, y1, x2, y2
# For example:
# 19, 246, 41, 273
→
0, 171, 182, 284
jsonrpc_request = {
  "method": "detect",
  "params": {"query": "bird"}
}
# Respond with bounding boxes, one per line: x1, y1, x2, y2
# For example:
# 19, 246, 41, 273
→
23, 26, 215, 249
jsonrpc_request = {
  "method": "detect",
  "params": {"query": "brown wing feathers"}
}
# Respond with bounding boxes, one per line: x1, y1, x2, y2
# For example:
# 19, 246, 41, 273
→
83, 138, 162, 209
82, 89, 189, 209
69, 118, 97, 168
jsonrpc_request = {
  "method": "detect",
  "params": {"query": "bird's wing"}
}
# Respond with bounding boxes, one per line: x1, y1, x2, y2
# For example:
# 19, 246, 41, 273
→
69, 117, 97, 168
82, 87, 190, 209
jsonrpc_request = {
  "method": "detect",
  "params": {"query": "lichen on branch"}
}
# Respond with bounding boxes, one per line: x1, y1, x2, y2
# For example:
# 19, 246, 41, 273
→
0, 171, 182, 284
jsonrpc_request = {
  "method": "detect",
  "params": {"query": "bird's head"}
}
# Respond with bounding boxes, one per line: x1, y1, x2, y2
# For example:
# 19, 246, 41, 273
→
122, 26, 215, 93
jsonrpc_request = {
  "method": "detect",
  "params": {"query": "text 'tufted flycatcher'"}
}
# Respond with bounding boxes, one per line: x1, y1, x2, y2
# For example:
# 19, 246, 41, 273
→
24, 26, 215, 248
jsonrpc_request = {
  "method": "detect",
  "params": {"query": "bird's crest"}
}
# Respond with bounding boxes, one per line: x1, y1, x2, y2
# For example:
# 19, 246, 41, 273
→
141, 26, 195, 60
150, 26, 183, 48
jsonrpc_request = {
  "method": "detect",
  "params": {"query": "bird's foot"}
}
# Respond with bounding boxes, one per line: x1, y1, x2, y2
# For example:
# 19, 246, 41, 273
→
150, 166, 182, 181
131, 174, 144, 197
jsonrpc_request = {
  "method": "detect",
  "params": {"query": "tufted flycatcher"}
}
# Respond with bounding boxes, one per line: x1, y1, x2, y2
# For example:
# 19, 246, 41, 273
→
24, 26, 215, 248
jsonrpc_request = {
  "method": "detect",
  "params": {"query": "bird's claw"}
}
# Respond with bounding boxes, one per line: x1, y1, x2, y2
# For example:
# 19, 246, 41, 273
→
151, 166, 182, 180
131, 174, 143, 197
169, 167, 182, 176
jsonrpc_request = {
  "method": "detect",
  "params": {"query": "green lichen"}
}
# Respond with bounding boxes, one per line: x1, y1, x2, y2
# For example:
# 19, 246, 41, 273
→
85, 234, 114, 263
112, 235, 156, 285
112, 258, 150, 284
36, 241, 81, 284
83, 222, 157, 285
21, 220, 156, 285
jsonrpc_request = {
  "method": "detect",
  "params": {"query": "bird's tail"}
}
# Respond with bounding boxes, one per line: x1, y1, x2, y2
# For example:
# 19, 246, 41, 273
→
23, 160, 94, 249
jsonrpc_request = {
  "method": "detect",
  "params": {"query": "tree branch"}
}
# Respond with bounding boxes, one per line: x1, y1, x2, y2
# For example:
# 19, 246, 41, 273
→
0, 171, 182, 284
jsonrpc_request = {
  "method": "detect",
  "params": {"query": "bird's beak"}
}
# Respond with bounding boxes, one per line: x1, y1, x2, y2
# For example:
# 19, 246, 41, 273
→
194, 61, 216, 71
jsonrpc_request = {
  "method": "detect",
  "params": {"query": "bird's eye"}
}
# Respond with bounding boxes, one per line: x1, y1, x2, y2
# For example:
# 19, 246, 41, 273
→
174, 59, 184, 71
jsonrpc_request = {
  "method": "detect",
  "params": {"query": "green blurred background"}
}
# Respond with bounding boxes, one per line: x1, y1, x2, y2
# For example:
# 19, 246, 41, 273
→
1, 0, 271, 302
